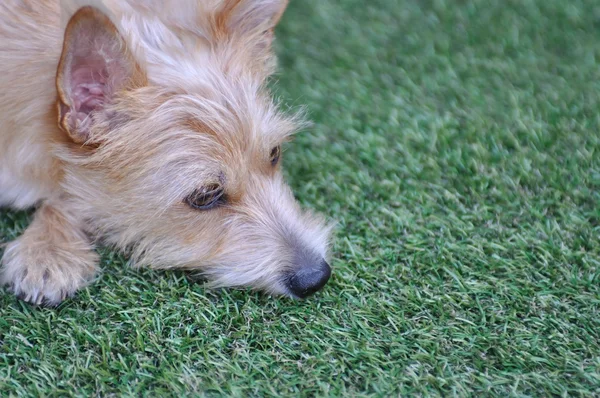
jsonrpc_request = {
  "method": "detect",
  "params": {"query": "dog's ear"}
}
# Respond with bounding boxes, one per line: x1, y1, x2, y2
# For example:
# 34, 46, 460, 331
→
219, 0, 288, 45
56, 7, 141, 144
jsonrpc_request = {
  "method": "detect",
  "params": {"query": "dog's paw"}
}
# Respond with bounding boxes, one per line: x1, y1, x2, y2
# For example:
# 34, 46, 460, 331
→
0, 238, 99, 306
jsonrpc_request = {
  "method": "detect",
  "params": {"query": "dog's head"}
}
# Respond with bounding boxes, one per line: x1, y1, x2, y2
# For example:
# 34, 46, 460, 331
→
54, 1, 332, 298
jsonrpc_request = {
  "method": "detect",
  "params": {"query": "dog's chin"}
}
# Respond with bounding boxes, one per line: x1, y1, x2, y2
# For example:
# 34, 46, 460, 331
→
200, 263, 332, 299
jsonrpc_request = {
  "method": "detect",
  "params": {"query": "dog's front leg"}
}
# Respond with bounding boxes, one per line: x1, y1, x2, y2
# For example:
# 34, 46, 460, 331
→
0, 200, 98, 306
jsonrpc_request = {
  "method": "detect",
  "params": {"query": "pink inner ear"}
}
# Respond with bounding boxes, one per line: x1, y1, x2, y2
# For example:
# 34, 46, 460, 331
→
70, 61, 107, 127
61, 18, 132, 136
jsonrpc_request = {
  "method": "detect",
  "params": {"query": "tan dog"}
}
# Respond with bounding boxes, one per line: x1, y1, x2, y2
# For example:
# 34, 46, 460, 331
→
0, 0, 332, 305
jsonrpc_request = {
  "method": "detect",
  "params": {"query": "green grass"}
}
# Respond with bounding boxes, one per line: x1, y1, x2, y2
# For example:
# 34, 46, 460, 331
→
2, 0, 600, 395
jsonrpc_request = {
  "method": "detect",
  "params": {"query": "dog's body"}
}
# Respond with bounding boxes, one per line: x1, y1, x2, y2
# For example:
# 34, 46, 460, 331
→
0, 1, 63, 208
0, 0, 331, 305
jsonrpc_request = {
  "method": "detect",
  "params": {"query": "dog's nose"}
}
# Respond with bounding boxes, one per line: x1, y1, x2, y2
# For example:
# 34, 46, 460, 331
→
287, 259, 331, 298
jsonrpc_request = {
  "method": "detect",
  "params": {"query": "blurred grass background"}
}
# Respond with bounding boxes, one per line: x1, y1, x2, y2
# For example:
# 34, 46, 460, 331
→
1, 0, 600, 395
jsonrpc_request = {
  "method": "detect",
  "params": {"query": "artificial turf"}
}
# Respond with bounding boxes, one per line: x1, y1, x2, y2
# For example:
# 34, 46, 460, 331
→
1, 0, 600, 396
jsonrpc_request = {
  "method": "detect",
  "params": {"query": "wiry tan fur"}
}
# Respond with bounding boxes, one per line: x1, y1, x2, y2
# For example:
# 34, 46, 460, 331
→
0, 0, 332, 305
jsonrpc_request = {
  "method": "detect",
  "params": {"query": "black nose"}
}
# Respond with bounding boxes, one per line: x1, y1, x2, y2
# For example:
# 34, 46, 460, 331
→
287, 260, 331, 298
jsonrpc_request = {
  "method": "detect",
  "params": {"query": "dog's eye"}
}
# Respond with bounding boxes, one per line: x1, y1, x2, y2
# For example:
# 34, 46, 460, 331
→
270, 146, 281, 166
185, 184, 225, 210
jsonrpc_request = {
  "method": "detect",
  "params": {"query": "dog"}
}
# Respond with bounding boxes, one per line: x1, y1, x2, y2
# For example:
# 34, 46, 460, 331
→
0, 0, 332, 306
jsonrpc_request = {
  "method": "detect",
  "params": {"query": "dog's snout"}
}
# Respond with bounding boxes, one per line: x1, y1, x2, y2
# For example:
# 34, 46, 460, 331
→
287, 259, 331, 298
